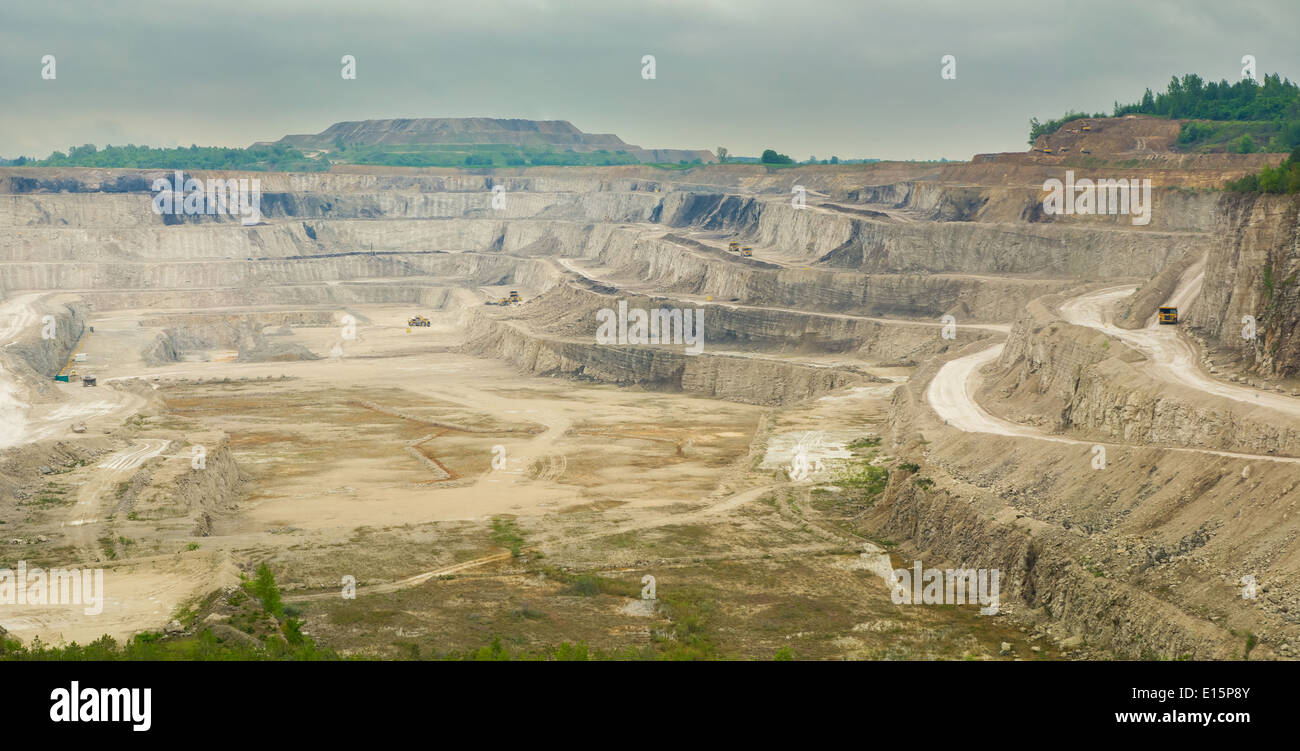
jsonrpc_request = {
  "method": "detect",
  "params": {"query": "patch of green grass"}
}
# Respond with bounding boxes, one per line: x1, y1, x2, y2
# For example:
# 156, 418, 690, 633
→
490, 516, 526, 557
837, 462, 888, 495
846, 436, 881, 451
552, 569, 640, 598
656, 586, 719, 660
606, 531, 638, 549
327, 607, 399, 627
656, 524, 711, 547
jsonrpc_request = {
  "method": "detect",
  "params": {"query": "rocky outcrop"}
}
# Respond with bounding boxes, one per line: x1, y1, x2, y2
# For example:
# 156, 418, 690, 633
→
463, 314, 871, 406
579, 227, 1072, 322
866, 454, 1256, 660
1189, 193, 1300, 378
1115, 249, 1199, 329
662, 190, 1205, 277
7, 300, 87, 379
883, 357, 1297, 659
986, 291, 1300, 455
140, 314, 326, 365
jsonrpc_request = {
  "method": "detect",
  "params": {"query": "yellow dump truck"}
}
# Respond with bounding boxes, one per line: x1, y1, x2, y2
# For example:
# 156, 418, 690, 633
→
408, 316, 431, 327
1158, 307, 1178, 325
728, 241, 740, 252
741, 247, 753, 257
508, 290, 521, 303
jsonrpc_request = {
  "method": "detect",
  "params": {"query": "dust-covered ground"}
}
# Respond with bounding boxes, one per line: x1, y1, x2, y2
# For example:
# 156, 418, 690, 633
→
0, 302, 1055, 659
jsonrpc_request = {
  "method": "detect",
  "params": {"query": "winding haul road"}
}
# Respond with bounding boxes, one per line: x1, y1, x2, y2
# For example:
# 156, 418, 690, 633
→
0, 293, 40, 448
96, 439, 170, 471
556, 256, 1012, 333
927, 261, 1300, 464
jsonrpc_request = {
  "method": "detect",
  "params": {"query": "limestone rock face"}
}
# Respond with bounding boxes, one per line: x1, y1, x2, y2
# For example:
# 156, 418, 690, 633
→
1189, 193, 1300, 379
463, 314, 870, 407
990, 290, 1300, 456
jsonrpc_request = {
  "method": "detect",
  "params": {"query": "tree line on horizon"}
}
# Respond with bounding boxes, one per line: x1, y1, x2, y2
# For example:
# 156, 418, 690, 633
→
1029, 73, 1300, 153
0, 142, 327, 171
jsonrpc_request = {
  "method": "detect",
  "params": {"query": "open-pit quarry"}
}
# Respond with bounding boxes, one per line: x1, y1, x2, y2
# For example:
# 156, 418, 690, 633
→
3, 126, 1299, 660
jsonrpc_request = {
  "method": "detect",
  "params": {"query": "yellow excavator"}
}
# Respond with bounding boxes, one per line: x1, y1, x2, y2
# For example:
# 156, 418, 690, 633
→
741, 247, 753, 257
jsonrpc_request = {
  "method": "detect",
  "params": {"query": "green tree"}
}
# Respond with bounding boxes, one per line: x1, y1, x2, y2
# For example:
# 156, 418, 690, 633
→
250, 562, 283, 617
760, 149, 792, 164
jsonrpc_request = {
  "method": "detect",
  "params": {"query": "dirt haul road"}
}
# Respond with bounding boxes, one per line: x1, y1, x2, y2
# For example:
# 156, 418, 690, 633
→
0, 293, 40, 448
1059, 270, 1300, 420
556, 257, 1012, 333
927, 267, 1300, 463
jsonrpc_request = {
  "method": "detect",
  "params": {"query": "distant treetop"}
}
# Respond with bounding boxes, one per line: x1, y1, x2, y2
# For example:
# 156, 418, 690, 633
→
1029, 73, 1300, 147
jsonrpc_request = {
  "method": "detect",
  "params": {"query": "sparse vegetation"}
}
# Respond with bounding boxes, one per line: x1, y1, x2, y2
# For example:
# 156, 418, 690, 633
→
837, 461, 888, 492
2, 564, 331, 660
1225, 146, 1300, 194
847, 436, 882, 451
491, 517, 526, 557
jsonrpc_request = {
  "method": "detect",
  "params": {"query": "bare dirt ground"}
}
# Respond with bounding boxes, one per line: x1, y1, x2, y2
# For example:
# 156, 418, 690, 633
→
1, 296, 1053, 659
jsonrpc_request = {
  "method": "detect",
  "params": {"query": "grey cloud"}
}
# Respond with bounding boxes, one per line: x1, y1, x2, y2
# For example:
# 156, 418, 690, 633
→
0, 0, 1296, 160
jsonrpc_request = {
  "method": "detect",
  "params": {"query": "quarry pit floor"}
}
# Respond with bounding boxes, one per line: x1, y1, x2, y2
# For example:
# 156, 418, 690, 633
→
1, 302, 1058, 659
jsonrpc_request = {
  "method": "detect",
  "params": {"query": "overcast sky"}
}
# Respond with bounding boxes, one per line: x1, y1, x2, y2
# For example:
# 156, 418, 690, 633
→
1, 0, 1297, 161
